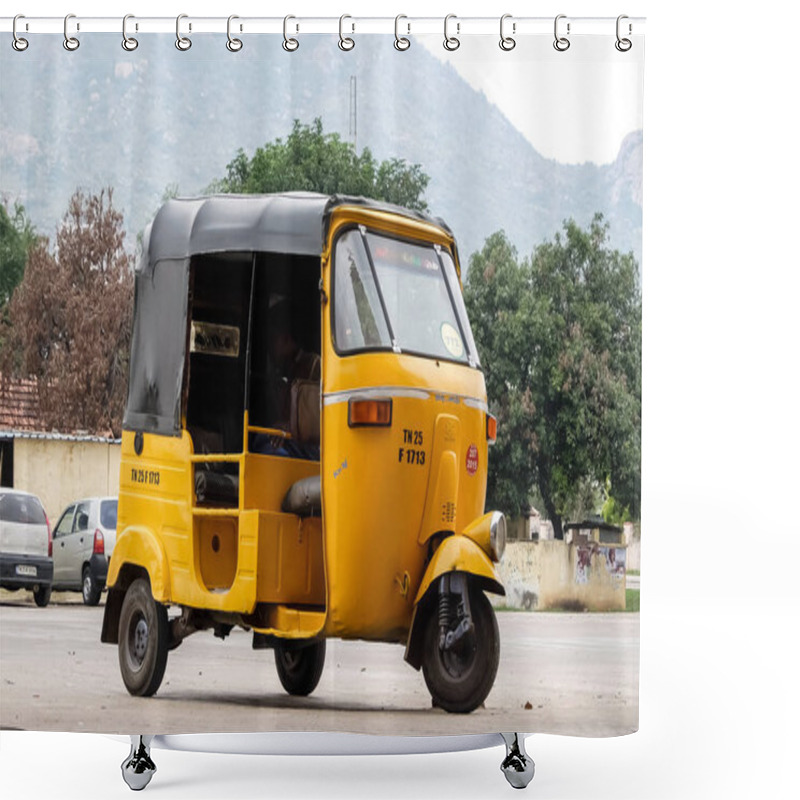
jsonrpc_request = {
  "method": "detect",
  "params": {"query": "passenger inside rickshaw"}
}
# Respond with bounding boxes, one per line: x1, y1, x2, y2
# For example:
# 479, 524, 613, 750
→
186, 250, 321, 508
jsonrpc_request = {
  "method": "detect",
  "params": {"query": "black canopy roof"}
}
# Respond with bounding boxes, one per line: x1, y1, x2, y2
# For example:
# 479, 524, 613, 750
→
140, 192, 452, 269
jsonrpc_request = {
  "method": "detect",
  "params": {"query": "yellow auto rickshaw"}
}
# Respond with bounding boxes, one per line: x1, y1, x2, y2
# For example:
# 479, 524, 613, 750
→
101, 192, 506, 713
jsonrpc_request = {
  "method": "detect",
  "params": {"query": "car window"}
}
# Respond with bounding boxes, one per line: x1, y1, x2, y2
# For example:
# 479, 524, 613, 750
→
0, 493, 47, 525
73, 502, 91, 532
100, 500, 117, 530
55, 505, 76, 537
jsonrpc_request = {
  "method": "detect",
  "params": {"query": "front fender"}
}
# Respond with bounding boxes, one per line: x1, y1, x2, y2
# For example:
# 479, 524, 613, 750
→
404, 536, 504, 671
414, 534, 505, 606
107, 526, 171, 602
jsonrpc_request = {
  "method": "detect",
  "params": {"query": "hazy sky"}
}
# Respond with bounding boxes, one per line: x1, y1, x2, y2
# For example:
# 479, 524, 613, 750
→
421, 34, 644, 165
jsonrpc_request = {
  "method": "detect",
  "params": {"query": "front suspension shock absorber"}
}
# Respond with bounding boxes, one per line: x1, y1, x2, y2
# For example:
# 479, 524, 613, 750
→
437, 574, 452, 651
437, 572, 473, 652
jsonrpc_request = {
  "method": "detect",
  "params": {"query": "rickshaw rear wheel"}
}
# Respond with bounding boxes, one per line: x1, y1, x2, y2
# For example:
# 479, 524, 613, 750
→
422, 586, 500, 713
274, 640, 326, 696
118, 578, 169, 697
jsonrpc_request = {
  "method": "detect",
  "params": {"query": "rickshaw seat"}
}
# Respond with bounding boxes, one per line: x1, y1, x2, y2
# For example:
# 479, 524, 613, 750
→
195, 470, 239, 506
282, 475, 321, 518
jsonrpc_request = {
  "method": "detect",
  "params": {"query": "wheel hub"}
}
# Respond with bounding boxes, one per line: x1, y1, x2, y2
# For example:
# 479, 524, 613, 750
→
132, 616, 149, 664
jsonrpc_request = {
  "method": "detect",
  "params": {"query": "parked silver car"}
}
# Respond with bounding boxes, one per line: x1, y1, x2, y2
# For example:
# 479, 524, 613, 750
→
0, 488, 53, 607
52, 496, 117, 605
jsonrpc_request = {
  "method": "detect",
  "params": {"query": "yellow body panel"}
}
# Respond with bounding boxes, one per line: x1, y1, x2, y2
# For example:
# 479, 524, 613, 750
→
319, 208, 495, 641
111, 431, 320, 618
109, 204, 502, 643
107, 525, 171, 602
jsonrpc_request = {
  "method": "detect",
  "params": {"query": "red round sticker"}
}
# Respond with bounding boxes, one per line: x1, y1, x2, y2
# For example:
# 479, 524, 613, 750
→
466, 444, 479, 476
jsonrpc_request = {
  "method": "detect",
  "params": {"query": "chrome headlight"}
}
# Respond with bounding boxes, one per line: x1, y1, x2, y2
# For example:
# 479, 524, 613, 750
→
489, 511, 506, 562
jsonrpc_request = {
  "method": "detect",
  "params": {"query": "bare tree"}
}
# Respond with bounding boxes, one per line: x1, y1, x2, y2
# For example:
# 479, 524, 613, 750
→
3, 189, 133, 437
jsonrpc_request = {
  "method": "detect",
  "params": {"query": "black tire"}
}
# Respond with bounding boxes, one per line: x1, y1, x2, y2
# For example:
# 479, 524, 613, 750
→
118, 578, 169, 697
82, 565, 102, 606
274, 640, 326, 696
422, 586, 500, 713
33, 584, 51, 608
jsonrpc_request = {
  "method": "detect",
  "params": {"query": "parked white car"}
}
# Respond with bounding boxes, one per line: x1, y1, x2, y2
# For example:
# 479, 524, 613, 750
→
0, 488, 53, 607
52, 496, 118, 605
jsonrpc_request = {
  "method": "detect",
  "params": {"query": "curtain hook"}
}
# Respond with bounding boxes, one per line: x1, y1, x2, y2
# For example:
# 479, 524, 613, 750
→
63, 13, 80, 51
615, 15, 632, 52
394, 15, 410, 51
12, 14, 29, 51
553, 14, 570, 52
500, 14, 516, 51
339, 14, 355, 51
443, 14, 460, 51
227, 15, 243, 52
122, 14, 138, 51
176, 14, 192, 51
283, 15, 299, 51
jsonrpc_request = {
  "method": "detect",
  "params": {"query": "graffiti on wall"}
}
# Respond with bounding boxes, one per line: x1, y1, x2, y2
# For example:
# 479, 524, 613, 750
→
576, 544, 627, 585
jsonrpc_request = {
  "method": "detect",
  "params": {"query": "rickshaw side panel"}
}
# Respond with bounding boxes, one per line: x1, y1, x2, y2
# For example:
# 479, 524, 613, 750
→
116, 430, 263, 614
242, 453, 319, 510
254, 511, 325, 606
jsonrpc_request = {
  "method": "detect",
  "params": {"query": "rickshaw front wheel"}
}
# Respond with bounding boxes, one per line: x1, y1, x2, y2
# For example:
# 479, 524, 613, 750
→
118, 578, 169, 697
422, 586, 500, 713
274, 640, 326, 696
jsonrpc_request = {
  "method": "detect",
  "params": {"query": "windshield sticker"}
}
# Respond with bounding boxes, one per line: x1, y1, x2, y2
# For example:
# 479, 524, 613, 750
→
372, 243, 439, 271
440, 323, 464, 358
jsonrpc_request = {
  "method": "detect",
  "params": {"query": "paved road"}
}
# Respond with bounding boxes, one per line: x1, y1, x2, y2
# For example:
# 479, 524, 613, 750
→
0, 591, 638, 737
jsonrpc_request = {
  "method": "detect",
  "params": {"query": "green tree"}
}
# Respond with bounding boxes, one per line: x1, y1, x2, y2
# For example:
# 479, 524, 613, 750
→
464, 216, 641, 537
0, 201, 38, 310
209, 118, 430, 211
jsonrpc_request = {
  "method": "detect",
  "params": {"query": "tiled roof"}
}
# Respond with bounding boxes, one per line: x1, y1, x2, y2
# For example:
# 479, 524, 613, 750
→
0, 373, 41, 432
0, 374, 118, 441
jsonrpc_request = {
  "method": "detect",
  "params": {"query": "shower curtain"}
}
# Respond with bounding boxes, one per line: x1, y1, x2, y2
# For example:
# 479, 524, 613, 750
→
0, 9, 644, 755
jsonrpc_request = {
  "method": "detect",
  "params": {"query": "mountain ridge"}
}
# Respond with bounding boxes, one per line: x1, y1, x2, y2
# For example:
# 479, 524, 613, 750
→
0, 34, 642, 268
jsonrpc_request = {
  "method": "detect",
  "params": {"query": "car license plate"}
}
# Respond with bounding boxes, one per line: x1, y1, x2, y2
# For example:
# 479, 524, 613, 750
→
15, 564, 37, 577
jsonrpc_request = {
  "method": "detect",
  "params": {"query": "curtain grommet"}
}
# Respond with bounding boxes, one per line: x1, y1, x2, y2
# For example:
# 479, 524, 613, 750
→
500, 14, 516, 51
122, 14, 138, 51
444, 14, 460, 51
394, 15, 410, 51
339, 15, 355, 51
12, 14, 29, 51
175, 14, 192, 51
283, 15, 299, 52
226, 15, 243, 52
615, 15, 632, 52
553, 14, 570, 52
63, 13, 80, 51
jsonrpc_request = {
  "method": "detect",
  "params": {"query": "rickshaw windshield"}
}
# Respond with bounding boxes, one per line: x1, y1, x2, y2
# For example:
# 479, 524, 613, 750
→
333, 228, 478, 365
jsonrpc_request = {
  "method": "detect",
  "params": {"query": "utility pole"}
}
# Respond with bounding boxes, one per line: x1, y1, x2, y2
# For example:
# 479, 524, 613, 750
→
349, 75, 357, 151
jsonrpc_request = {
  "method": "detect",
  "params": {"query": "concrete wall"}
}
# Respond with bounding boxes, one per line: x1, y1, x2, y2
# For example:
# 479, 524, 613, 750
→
492, 540, 627, 612
13, 439, 121, 522
626, 539, 641, 572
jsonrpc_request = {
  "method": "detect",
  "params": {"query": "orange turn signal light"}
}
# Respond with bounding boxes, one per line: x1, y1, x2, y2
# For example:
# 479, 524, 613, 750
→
348, 398, 393, 428
486, 413, 497, 444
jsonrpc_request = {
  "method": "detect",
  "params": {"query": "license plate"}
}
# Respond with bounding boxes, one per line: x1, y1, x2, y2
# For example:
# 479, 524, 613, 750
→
15, 564, 37, 577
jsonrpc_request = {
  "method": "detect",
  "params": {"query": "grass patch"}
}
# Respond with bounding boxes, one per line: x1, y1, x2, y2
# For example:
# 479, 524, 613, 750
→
626, 589, 640, 612
627, 569, 640, 576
